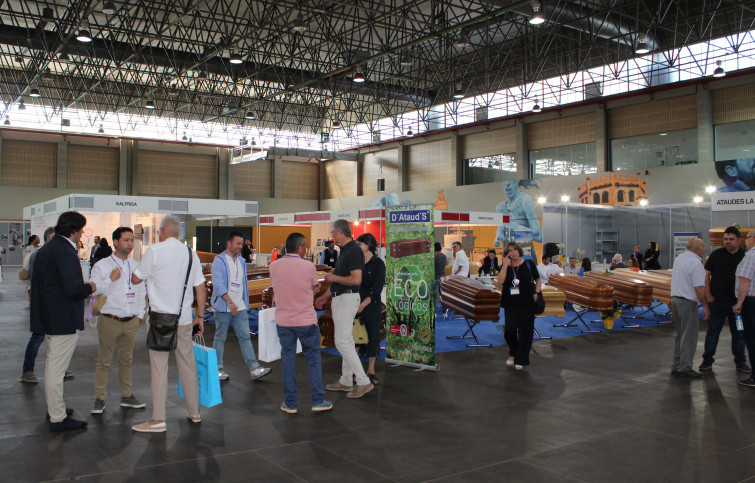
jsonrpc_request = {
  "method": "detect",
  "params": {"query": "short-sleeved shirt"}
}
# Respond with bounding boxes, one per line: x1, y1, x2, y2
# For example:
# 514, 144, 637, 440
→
735, 248, 755, 297
269, 255, 319, 326
434, 252, 447, 280
133, 237, 205, 326
705, 246, 745, 304
452, 250, 469, 277
670, 250, 705, 302
329, 240, 364, 293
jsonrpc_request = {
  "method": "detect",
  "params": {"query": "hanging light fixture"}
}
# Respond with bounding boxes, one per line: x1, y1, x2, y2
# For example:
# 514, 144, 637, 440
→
229, 52, 243, 65
98, 124, 104, 133
455, 32, 472, 48
3, 115, 9, 126
407, 127, 413, 136
532, 98, 541, 112
42, 7, 55, 20
58, 52, 70, 62
352, 71, 366, 83
453, 83, 464, 99
529, 2, 545, 25
182, 132, 188, 141
635, 34, 650, 54
245, 111, 255, 120
332, 120, 341, 128
18, 99, 26, 110
145, 99, 156, 109
76, 29, 92, 43
399, 54, 413, 67
29, 88, 41, 98
101, 1, 117, 15
712, 60, 725, 77
291, 13, 308, 33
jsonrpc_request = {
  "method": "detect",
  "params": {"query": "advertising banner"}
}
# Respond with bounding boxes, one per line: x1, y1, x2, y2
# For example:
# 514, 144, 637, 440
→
385, 204, 438, 371
711, 191, 755, 211
674, 232, 698, 258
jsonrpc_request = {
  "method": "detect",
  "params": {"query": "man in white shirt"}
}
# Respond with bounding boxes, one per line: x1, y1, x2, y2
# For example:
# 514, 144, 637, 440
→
537, 256, 563, 284
89, 227, 147, 415
130, 215, 206, 433
211, 231, 270, 382
451, 241, 469, 277
565, 257, 579, 276
670, 237, 710, 378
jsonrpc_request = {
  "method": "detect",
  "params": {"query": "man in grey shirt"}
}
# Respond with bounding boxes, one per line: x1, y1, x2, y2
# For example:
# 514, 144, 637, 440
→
434, 242, 447, 312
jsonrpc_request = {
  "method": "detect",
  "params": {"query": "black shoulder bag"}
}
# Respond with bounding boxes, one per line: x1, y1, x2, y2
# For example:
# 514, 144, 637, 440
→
146, 245, 193, 352
522, 259, 546, 315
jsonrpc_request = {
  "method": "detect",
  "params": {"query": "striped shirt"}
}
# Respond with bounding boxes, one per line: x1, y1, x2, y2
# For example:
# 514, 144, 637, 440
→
735, 247, 755, 297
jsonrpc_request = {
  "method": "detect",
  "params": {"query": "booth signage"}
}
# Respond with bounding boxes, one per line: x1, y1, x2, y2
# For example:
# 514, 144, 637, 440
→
275, 213, 295, 224
674, 232, 698, 258
711, 191, 755, 211
332, 208, 358, 221
385, 204, 437, 371
469, 212, 502, 225
92, 195, 160, 213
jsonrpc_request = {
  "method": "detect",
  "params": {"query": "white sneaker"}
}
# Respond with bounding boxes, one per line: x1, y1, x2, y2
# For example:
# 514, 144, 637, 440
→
218, 369, 229, 380
251, 367, 271, 379
132, 420, 167, 433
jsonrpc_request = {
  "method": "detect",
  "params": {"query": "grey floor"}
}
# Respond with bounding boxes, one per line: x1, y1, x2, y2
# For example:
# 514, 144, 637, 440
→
1, 267, 755, 483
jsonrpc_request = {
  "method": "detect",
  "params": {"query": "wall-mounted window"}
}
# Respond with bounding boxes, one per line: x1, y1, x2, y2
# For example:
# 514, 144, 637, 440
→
529, 142, 596, 177
611, 128, 698, 171
715, 119, 755, 161
463, 153, 518, 185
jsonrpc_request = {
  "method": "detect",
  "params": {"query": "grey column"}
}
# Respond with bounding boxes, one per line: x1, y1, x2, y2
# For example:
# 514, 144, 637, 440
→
130, 140, 139, 195
0, 135, 3, 185
218, 148, 230, 200
516, 120, 528, 179
452, 132, 463, 186
698, 84, 715, 164
398, 142, 408, 192
56, 139, 68, 188
595, 104, 609, 173
272, 157, 283, 198
118, 140, 130, 195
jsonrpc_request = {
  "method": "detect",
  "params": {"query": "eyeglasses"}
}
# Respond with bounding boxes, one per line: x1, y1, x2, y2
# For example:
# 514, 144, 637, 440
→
747, 235, 755, 240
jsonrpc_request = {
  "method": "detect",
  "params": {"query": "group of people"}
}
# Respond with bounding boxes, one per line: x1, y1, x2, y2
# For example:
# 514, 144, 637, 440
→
22, 212, 386, 432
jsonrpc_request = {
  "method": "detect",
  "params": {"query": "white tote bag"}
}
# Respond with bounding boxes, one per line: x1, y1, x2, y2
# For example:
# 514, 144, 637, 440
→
257, 307, 302, 362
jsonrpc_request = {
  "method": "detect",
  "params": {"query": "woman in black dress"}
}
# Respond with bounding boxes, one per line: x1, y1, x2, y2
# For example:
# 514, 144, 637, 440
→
356, 232, 386, 385
495, 241, 541, 370
644, 241, 661, 270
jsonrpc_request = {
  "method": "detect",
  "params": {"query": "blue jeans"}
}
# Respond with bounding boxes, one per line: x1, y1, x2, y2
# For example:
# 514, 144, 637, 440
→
213, 311, 260, 370
702, 301, 747, 366
23, 332, 45, 373
276, 324, 325, 409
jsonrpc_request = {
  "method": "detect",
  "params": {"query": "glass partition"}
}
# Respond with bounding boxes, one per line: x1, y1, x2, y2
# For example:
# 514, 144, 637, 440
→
611, 128, 698, 171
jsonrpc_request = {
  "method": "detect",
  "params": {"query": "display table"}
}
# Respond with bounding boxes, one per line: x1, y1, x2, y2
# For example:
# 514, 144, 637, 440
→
440, 276, 500, 347
547, 274, 614, 333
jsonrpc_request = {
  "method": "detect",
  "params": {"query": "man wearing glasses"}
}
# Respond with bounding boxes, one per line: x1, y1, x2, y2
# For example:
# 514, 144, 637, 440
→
315, 219, 373, 399
733, 230, 755, 387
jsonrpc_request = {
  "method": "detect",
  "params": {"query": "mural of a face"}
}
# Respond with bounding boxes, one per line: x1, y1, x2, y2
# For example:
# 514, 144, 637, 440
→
504, 180, 519, 198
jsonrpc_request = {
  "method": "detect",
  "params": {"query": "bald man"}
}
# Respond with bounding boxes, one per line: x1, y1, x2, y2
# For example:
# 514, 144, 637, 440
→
670, 237, 710, 378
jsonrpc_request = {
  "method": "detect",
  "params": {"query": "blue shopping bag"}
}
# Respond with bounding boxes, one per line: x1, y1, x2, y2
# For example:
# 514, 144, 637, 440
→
178, 339, 222, 408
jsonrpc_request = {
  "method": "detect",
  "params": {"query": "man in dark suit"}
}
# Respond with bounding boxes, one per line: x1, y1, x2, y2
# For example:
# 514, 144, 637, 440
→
31, 211, 96, 431
320, 240, 338, 268
630, 244, 644, 270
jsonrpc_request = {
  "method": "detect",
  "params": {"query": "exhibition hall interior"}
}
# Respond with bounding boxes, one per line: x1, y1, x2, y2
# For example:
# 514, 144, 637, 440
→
2, 0, 755, 481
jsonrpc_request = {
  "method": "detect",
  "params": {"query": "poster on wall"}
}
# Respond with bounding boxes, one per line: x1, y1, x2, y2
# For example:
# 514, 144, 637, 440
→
674, 232, 698, 257
385, 204, 438, 372
513, 229, 535, 261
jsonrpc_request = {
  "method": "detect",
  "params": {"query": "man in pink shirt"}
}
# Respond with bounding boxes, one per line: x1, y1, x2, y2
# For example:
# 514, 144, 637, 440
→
269, 233, 333, 414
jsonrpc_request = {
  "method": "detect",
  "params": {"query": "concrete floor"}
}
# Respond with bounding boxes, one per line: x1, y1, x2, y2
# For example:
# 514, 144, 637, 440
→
2, 266, 755, 482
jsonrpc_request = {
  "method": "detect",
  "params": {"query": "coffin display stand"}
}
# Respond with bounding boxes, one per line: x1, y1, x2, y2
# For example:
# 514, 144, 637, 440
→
440, 277, 500, 347
612, 269, 673, 324
584, 272, 654, 328
547, 274, 615, 333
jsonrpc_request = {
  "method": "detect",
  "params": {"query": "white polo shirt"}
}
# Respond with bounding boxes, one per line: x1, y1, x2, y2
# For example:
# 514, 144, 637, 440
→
452, 249, 469, 277
670, 249, 705, 302
91, 255, 147, 319
133, 237, 205, 325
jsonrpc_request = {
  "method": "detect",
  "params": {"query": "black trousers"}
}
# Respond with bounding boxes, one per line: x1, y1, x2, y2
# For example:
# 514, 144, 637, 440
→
361, 305, 382, 358
503, 304, 535, 366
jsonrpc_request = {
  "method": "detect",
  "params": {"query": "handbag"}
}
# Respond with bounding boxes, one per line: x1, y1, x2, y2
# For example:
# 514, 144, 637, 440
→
522, 260, 546, 315
353, 317, 369, 344
18, 267, 29, 280
146, 245, 193, 352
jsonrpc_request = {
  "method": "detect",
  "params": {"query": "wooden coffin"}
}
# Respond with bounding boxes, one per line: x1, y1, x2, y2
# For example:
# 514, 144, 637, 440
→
539, 286, 566, 318
612, 268, 672, 304
440, 277, 500, 322
710, 227, 755, 247
390, 238, 431, 258
547, 274, 615, 312
584, 272, 654, 307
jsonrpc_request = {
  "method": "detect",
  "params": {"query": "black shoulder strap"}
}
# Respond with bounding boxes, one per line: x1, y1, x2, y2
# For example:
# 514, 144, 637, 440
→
177, 245, 193, 317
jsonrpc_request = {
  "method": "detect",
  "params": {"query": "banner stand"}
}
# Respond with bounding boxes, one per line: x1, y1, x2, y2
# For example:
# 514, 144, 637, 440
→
385, 204, 439, 373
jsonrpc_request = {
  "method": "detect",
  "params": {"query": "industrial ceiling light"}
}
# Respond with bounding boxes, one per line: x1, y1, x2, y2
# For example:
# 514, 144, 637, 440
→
399, 54, 413, 67
29, 88, 41, 98
42, 7, 55, 20
453, 84, 464, 99
291, 13, 308, 33
98, 124, 104, 133
145, 99, 156, 109
3, 115, 9, 126
352, 71, 366, 83
532, 98, 541, 112
332, 120, 341, 128
635, 34, 650, 54
229, 52, 243, 64
76, 29, 92, 43
455, 32, 472, 48
712, 60, 725, 77
407, 128, 413, 136
245, 111, 255, 120
182, 132, 188, 141
529, 2, 545, 25
58, 52, 70, 62
18, 99, 26, 110
101, 1, 117, 15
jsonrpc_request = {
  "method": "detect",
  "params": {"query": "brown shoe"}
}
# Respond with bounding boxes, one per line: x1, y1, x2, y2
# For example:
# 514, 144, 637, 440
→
346, 383, 374, 399
325, 381, 353, 392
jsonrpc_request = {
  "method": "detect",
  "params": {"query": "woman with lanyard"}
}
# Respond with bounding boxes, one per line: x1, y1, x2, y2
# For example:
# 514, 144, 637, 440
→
496, 241, 541, 370
355, 233, 386, 385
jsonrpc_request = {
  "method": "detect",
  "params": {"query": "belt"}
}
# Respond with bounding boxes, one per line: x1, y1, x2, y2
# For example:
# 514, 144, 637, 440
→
332, 288, 359, 297
101, 313, 136, 322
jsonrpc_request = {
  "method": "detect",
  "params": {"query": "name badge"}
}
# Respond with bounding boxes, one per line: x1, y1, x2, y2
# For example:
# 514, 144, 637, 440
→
330, 258, 335, 263
230, 282, 241, 292
510, 287, 520, 295
126, 292, 136, 307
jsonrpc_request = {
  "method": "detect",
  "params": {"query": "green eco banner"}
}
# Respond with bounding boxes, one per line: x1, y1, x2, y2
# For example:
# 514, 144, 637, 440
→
385, 204, 438, 371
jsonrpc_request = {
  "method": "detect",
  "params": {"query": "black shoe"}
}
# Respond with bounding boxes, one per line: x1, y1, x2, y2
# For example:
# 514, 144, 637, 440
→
738, 377, 755, 387
676, 369, 703, 379
46, 408, 73, 420
737, 364, 751, 374
49, 417, 87, 432
698, 362, 713, 371
368, 373, 380, 385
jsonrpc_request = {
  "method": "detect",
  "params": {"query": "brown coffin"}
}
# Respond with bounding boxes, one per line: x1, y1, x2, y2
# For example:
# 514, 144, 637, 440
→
710, 227, 755, 247
440, 277, 500, 322
539, 286, 566, 318
584, 272, 654, 307
547, 274, 615, 312
390, 238, 431, 258
612, 268, 672, 304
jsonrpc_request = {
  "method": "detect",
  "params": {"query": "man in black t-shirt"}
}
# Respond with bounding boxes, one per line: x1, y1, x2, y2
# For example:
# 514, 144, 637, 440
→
700, 225, 749, 372
320, 240, 338, 268
315, 219, 373, 399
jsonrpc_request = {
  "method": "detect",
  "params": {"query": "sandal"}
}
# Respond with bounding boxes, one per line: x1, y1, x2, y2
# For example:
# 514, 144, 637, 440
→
368, 373, 379, 385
